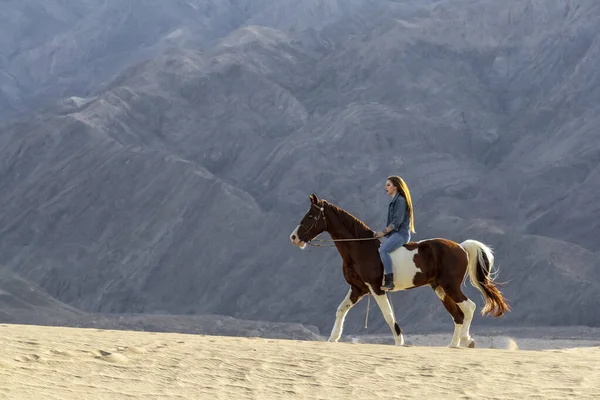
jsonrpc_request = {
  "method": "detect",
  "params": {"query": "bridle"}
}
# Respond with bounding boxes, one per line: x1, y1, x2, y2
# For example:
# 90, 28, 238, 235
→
298, 204, 327, 244
300, 203, 379, 248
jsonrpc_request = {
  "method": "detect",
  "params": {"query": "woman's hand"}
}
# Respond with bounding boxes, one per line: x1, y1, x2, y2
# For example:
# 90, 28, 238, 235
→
375, 231, 386, 239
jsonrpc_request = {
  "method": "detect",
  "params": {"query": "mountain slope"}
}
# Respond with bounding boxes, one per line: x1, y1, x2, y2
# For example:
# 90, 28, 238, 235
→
0, 269, 82, 324
0, 0, 373, 118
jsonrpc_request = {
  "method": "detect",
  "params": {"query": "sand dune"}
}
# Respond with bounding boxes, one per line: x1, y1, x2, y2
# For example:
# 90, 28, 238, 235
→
1, 324, 599, 399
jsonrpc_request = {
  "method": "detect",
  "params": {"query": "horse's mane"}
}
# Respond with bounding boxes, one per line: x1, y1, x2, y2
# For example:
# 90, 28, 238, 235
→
324, 200, 374, 239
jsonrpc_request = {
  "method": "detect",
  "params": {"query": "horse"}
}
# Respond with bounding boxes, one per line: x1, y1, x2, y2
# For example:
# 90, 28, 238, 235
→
289, 193, 510, 348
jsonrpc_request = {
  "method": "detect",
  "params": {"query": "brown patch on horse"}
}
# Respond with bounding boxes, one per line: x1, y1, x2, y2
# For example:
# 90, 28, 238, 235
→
406, 242, 436, 287
342, 261, 371, 297
424, 238, 469, 289
434, 286, 465, 324
403, 242, 419, 251
345, 283, 367, 306
319, 201, 385, 295
325, 201, 378, 243
402, 240, 465, 289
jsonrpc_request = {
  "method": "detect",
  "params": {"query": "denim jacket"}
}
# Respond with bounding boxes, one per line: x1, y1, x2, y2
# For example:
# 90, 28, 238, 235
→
386, 192, 410, 236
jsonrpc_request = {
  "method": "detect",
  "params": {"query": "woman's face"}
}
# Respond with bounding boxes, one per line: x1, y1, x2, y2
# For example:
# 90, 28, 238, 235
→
385, 179, 398, 196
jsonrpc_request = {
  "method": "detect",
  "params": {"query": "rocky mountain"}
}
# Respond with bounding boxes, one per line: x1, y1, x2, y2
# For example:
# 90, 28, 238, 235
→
0, 0, 376, 118
0, 269, 82, 324
1, 0, 600, 337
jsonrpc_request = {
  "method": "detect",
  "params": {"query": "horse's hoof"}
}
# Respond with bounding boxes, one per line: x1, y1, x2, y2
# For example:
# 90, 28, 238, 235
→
468, 340, 476, 348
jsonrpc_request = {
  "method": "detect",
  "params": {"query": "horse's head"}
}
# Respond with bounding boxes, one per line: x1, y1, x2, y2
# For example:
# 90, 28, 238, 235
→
290, 193, 328, 249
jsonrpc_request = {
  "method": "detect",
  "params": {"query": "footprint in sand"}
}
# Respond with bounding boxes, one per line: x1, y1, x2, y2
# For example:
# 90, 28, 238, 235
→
154, 343, 169, 351
51, 349, 75, 357
122, 346, 147, 355
14, 354, 43, 363
19, 340, 40, 346
92, 350, 129, 364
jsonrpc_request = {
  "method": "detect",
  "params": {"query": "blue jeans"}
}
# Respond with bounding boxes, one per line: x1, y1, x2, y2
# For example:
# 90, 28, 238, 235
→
380, 230, 410, 275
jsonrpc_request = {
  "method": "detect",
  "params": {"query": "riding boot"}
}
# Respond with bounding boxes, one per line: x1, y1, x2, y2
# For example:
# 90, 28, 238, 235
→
381, 273, 394, 291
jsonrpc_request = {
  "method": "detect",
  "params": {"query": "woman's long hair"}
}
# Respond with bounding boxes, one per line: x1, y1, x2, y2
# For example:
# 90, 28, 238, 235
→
387, 175, 415, 233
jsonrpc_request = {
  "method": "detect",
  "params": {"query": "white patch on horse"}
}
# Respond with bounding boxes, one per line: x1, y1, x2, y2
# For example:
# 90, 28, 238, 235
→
289, 225, 306, 249
386, 247, 421, 291
457, 299, 476, 347
328, 288, 356, 342
365, 283, 404, 346
449, 322, 463, 348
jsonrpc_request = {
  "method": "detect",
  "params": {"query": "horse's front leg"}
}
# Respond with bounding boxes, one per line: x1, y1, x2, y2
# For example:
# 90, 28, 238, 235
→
366, 283, 404, 346
328, 286, 364, 342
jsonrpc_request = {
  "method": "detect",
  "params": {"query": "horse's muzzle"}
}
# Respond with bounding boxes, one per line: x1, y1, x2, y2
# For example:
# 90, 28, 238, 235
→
289, 225, 307, 249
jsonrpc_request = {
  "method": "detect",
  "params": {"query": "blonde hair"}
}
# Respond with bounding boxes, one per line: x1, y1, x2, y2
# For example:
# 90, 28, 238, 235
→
387, 175, 415, 233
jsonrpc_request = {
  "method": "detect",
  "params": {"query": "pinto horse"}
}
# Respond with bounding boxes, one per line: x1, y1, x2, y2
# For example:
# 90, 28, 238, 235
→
289, 194, 510, 348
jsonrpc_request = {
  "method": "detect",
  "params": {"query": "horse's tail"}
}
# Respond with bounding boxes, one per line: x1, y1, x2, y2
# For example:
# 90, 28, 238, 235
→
460, 239, 510, 317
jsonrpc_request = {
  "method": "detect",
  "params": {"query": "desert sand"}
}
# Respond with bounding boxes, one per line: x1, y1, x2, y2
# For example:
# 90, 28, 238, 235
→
1, 324, 599, 399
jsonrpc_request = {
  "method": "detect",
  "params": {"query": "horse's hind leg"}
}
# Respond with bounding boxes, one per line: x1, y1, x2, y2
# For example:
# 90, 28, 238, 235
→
433, 285, 464, 348
366, 284, 404, 346
328, 286, 364, 342
445, 284, 477, 348
434, 283, 476, 348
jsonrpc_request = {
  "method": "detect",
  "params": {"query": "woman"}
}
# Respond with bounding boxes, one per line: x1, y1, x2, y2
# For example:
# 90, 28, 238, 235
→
374, 175, 415, 291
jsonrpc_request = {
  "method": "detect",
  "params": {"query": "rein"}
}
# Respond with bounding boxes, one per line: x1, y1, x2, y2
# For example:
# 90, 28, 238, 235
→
302, 204, 380, 248
307, 236, 379, 248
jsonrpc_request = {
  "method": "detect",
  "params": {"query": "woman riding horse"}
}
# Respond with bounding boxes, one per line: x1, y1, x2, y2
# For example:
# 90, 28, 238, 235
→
374, 175, 415, 291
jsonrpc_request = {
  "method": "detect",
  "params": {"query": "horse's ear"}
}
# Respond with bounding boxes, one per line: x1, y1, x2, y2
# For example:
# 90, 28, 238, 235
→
309, 193, 320, 204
